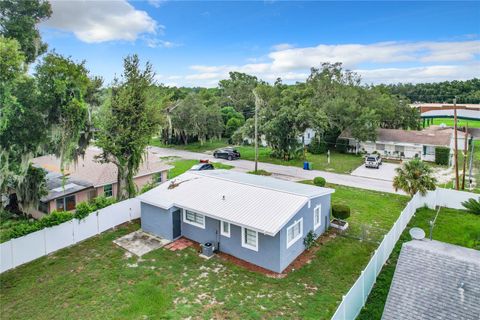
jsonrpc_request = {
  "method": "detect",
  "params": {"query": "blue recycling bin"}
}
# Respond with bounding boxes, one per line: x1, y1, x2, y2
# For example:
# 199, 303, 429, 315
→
303, 161, 310, 170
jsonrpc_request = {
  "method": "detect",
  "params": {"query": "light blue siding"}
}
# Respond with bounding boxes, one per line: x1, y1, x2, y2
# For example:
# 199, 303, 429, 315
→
140, 193, 331, 273
279, 194, 331, 272
141, 202, 174, 240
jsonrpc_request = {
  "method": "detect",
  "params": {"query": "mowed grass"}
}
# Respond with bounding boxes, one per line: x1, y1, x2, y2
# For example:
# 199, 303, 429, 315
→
167, 159, 233, 179
358, 207, 480, 320
236, 146, 365, 174
428, 118, 480, 128
150, 138, 364, 174
0, 186, 409, 320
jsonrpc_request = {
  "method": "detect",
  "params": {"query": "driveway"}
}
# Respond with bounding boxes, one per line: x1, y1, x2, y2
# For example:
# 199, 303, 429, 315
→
149, 146, 404, 195
350, 162, 400, 181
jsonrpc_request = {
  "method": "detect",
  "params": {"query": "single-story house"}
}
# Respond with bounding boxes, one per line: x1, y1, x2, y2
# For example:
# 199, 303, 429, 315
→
29, 147, 172, 218
138, 170, 334, 273
339, 126, 467, 162
382, 239, 480, 320
242, 128, 317, 147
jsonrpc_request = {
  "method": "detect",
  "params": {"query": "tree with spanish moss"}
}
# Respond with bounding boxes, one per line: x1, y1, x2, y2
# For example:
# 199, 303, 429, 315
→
96, 54, 161, 200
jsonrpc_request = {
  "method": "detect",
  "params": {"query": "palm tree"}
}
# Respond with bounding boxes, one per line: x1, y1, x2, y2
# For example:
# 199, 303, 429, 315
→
393, 158, 437, 196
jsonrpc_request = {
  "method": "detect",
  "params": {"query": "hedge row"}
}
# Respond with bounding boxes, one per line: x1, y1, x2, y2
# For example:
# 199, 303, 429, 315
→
435, 147, 450, 165
1, 196, 116, 243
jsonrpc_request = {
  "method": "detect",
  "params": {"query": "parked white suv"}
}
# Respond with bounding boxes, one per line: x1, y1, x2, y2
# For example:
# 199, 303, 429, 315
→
365, 154, 382, 169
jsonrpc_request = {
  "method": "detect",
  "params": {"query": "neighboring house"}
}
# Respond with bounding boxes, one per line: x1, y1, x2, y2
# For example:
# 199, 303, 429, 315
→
139, 170, 334, 273
299, 128, 316, 146
382, 240, 480, 320
339, 126, 467, 162
243, 128, 317, 147
29, 147, 172, 218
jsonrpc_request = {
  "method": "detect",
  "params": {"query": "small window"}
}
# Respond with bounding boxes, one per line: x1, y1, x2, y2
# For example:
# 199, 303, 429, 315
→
394, 145, 405, 152
286, 218, 303, 248
183, 209, 205, 228
65, 195, 76, 211
221, 221, 230, 237
376, 143, 385, 151
314, 205, 321, 229
56, 198, 65, 211
155, 173, 163, 183
38, 201, 49, 214
88, 189, 97, 201
424, 145, 435, 156
241, 227, 258, 251
104, 184, 113, 197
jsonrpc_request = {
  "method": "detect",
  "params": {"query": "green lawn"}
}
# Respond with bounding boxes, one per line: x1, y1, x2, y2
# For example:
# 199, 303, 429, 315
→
236, 146, 364, 174
358, 207, 480, 320
150, 138, 364, 174
167, 159, 233, 179
427, 118, 480, 128
0, 185, 409, 320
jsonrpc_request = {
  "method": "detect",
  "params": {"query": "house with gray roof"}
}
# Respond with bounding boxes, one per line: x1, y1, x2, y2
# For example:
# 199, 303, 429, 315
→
382, 239, 480, 320
339, 126, 467, 163
28, 147, 172, 218
138, 170, 334, 273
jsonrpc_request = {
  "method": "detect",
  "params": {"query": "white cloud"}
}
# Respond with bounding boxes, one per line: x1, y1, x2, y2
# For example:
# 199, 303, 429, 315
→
170, 39, 480, 87
272, 43, 294, 51
144, 37, 181, 48
43, 0, 158, 43
147, 0, 167, 8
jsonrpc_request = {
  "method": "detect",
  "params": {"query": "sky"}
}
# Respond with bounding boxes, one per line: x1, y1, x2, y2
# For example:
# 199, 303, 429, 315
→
40, 1, 480, 87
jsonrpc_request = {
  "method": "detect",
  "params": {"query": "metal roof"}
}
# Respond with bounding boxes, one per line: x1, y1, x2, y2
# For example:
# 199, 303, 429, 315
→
421, 109, 480, 120
138, 170, 334, 236
42, 172, 93, 202
382, 240, 480, 320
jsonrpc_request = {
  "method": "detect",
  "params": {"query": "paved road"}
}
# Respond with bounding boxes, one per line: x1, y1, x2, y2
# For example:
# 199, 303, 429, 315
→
149, 146, 404, 195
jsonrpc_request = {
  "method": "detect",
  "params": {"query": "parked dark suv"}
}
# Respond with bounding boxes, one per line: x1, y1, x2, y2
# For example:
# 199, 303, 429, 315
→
213, 147, 241, 160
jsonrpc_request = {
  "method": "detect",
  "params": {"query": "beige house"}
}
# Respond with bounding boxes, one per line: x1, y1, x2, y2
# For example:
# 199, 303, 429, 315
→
29, 147, 172, 218
339, 126, 467, 163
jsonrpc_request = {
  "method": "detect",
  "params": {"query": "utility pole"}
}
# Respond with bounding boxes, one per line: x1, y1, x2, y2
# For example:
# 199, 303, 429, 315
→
453, 98, 459, 190
253, 90, 261, 173
462, 123, 469, 190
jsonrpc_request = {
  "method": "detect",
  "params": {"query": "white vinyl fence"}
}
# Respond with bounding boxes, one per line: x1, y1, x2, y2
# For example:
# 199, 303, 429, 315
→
0, 198, 140, 274
331, 188, 479, 320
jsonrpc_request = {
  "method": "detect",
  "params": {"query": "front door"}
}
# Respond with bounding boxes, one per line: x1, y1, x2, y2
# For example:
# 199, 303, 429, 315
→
172, 209, 181, 239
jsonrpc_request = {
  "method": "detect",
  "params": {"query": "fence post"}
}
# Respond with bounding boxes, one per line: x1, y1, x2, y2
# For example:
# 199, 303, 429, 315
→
361, 270, 365, 306
342, 295, 346, 320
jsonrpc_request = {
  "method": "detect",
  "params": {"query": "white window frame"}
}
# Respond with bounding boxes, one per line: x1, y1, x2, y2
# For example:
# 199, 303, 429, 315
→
314, 205, 322, 230
221, 221, 230, 237
103, 184, 113, 198
286, 218, 303, 249
241, 227, 258, 251
182, 209, 205, 229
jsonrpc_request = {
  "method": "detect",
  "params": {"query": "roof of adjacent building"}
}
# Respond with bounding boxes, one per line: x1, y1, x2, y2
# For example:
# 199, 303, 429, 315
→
32, 147, 173, 188
410, 103, 480, 109
382, 240, 480, 320
138, 170, 334, 236
339, 126, 465, 147
421, 109, 480, 120
42, 172, 93, 202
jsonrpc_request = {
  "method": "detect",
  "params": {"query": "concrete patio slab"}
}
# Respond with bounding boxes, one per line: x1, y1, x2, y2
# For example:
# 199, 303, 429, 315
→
114, 230, 170, 256
350, 162, 400, 181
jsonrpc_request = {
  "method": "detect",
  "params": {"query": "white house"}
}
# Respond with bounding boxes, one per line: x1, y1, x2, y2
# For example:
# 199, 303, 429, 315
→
339, 126, 467, 163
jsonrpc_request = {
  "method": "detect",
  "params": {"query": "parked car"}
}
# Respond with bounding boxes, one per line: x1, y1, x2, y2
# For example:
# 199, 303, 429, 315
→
190, 163, 215, 171
213, 147, 241, 160
365, 154, 382, 169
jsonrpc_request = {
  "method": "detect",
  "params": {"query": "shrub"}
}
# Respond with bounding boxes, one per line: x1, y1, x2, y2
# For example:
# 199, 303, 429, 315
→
332, 204, 351, 219
307, 139, 327, 154
38, 211, 73, 228
336, 138, 349, 153
462, 198, 480, 215
74, 202, 94, 220
435, 147, 450, 165
303, 230, 318, 250
313, 177, 326, 187
90, 196, 116, 210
